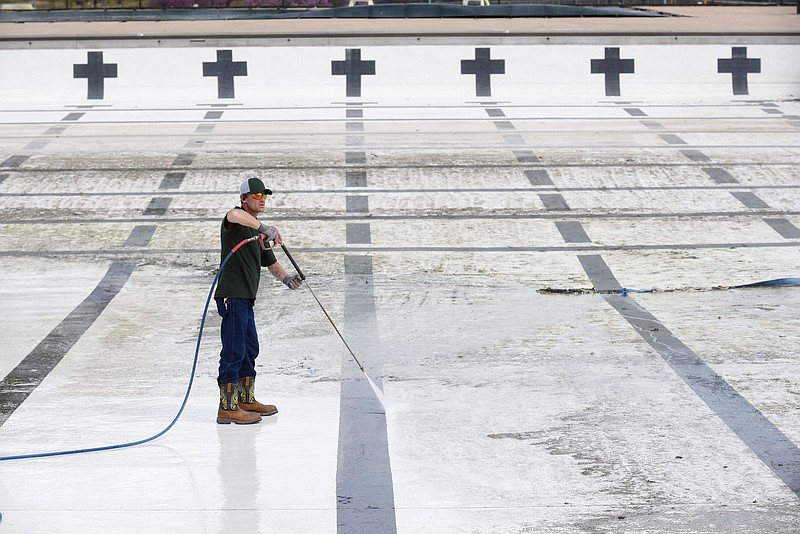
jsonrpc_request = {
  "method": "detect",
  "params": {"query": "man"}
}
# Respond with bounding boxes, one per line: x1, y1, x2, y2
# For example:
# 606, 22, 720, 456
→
214, 177, 303, 424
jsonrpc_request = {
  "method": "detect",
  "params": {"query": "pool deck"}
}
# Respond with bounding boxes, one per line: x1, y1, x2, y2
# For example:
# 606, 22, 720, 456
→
0, 6, 797, 40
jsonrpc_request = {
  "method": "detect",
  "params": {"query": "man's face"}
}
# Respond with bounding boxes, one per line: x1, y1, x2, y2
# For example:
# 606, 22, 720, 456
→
243, 192, 267, 213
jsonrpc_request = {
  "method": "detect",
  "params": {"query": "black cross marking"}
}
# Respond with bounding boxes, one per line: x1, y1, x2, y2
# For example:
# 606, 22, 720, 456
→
591, 47, 634, 97
718, 47, 761, 96
73, 51, 118, 100
203, 50, 247, 99
461, 48, 505, 97
332, 49, 376, 98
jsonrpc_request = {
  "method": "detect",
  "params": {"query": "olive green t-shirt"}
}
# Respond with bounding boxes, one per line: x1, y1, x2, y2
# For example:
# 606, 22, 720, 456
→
214, 207, 277, 299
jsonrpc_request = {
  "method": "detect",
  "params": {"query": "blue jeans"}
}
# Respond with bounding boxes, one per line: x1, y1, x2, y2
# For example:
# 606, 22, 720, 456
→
215, 297, 259, 385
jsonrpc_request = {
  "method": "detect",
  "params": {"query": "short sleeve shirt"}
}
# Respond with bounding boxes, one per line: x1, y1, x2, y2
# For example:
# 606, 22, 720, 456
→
214, 207, 278, 299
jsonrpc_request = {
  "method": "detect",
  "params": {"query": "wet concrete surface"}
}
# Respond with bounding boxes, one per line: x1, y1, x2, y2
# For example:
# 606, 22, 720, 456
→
0, 95, 799, 532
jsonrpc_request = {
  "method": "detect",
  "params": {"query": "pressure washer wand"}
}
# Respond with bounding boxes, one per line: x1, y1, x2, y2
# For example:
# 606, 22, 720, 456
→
280, 244, 366, 374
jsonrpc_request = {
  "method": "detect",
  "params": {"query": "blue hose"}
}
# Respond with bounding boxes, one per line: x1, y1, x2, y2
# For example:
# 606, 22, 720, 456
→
0, 237, 256, 462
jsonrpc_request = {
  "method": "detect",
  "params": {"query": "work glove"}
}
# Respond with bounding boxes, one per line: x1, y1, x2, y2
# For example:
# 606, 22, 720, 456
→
283, 275, 303, 290
257, 223, 279, 243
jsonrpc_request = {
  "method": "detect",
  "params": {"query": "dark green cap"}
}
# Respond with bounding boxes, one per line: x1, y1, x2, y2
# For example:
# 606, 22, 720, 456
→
239, 178, 272, 196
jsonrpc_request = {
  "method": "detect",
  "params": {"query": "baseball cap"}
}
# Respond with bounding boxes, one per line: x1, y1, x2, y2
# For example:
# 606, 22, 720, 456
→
239, 178, 273, 196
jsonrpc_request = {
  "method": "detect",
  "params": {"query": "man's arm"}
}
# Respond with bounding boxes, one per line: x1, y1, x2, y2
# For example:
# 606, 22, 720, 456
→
266, 261, 290, 281
267, 261, 303, 290
225, 208, 259, 230
225, 208, 280, 242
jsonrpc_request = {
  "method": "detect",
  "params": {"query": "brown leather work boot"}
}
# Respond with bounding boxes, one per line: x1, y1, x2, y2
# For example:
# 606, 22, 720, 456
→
217, 382, 262, 425
238, 376, 278, 416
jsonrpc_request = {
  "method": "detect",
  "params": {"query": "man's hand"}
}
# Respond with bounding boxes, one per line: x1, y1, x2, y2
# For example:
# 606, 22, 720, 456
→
257, 223, 280, 243
283, 275, 303, 290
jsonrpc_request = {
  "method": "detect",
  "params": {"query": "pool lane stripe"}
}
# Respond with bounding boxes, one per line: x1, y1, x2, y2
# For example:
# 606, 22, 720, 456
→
703, 168, 739, 184
346, 136, 365, 147
579, 253, 800, 496
346, 152, 367, 164
556, 221, 592, 243
525, 169, 554, 186
513, 150, 539, 163
337, 257, 397, 533
578, 254, 621, 293
172, 153, 196, 166
0, 260, 136, 427
45, 126, 69, 135
659, 134, 687, 145
23, 139, 50, 151
124, 225, 157, 247
1, 122, 197, 426
143, 197, 172, 216
731, 191, 770, 209
625, 108, 647, 117
641, 121, 666, 130
502, 134, 526, 145
346, 195, 369, 214
346, 171, 367, 188
539, 193, 570, 211
160, 172, 186, 190
763, 218, 800, 239
346, 223, 371, 244
1, 156, 29, 168
681, 150, 711, 163
337, 106, 395, 532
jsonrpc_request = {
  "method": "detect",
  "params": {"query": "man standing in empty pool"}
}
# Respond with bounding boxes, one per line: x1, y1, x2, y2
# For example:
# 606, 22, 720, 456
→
214, 177, 304, 425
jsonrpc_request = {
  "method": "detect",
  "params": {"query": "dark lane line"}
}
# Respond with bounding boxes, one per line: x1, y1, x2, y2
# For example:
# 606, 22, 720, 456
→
0, 261, 136, 427
578, 254, 800, 497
